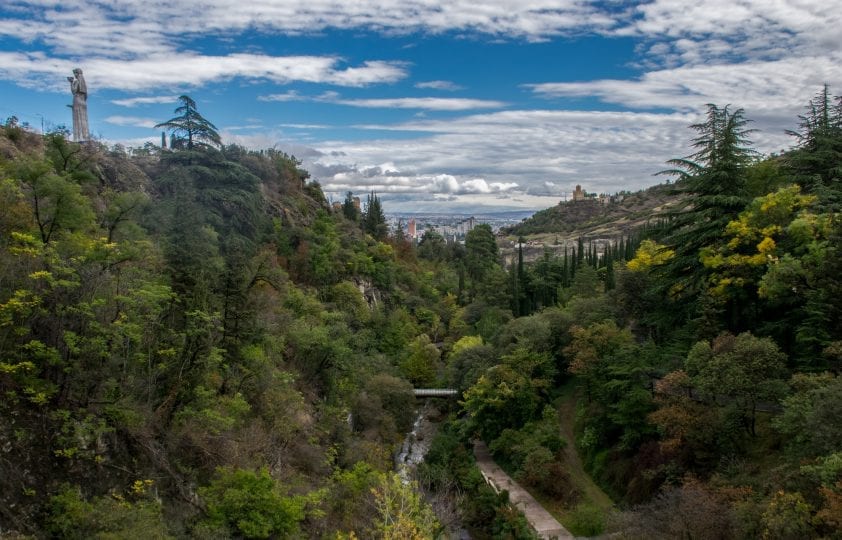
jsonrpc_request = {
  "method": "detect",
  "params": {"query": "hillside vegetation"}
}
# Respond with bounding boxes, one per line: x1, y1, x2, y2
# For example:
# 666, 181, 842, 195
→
0, 117, 516, 538
421, 96, 842, 539
505, 183, 681, 240
2, 87, 842, 540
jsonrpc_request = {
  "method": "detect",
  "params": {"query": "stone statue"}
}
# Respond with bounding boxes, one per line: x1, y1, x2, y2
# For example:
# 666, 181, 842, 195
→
67, 68, 90, 141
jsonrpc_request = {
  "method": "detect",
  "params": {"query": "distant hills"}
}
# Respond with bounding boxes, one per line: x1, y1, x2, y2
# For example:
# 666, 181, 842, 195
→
502, 183, 683, 242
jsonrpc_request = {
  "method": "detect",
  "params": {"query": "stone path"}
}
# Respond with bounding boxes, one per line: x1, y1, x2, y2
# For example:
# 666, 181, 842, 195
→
473, 441, 574, 540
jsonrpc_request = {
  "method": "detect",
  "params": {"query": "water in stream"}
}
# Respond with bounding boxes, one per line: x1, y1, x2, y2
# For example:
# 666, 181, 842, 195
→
394, 400, 438, 481
394, 401, 472, 539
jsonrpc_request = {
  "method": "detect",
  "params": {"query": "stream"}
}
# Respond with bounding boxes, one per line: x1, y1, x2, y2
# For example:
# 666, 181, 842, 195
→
394, 400, 439, 481
394, 400, 471, 539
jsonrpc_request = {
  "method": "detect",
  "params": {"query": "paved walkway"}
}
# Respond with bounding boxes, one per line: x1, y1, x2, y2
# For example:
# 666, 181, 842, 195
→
473, 441, 573, 540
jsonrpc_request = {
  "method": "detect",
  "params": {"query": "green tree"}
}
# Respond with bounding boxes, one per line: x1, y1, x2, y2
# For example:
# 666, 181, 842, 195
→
463, 347, 555, 440
14, 157, 94, 244
48, 484, 172, 540
417, 229, 446, 262
773, 373, 842, 459
700, 185, 825, 338
198, 467, 306, 539
156, 95, 221, 150
342, 191, 359, 222
760, 491, 815, 540
400, 334, 440, 387
464, 224, 498, 290
362, 192, 388, 240
685, 332, 788, 436
785, 85, 842, 210
370, 472, 440, 539
658, 104, 755, 307
565, 320, 654, 449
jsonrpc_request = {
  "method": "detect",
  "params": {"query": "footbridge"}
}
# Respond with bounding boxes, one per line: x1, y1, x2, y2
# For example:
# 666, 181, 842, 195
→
412, 388, 459, 398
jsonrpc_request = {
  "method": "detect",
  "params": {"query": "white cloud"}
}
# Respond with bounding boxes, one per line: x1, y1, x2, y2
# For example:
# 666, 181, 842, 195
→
258, 91, 506, 111
334, 97, 505, 111
527, 53, 842, 125
111, 95, 180, 107
279, 123, 329, 129
415, 80, 463, 91
7, 0, 836, 62
223, 124, 264, 131
6, 0, 839, 214
626, 0, 841, 54
259, 91, 302, 102
104, 115, 158, 128
304, 109, 713, 204
0, 0, 618, 61
0, 52, 407, 92
3, 1, 839, 70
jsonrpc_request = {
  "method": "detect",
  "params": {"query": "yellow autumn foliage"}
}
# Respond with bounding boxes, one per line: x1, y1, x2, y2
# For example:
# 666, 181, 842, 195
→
626, 239, 675, 272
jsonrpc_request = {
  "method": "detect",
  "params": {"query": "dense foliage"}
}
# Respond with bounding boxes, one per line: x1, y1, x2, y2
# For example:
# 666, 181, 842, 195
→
423, 88, 842, 539
0, 116, 463, 537
2, 85, 842, 539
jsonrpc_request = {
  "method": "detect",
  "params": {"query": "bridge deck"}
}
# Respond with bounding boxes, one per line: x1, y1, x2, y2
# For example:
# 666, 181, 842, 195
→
412, 388, 459, 397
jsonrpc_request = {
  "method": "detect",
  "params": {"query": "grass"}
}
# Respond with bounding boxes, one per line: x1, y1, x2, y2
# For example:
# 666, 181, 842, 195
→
527, 379, 615, 536
483, 379, 618, 536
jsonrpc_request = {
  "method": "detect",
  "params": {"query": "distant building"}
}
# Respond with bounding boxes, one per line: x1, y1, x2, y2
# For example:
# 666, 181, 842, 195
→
332, 201, 342, 212
455, 216, 476, 235
408, 218, 416, 239
572, 184, 586, 201
353, 197, 361, 210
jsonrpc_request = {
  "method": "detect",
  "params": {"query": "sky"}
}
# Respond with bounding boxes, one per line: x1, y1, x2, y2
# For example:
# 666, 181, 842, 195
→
1, 1, 841, 214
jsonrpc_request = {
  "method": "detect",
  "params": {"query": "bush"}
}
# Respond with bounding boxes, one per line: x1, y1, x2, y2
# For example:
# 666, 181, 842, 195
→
516, 447, 577, 501
565, 503, 606, 536
47, 483, 171, 540
198, 467, 306, 539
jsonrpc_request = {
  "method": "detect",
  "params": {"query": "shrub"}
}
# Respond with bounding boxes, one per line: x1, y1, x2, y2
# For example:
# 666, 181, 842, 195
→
47, 483, 171, 540
198, 467, 306, 539
565, 503, 606, 536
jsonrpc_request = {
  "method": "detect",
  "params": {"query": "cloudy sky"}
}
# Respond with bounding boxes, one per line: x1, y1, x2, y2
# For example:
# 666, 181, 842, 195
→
2, 1, 841, 213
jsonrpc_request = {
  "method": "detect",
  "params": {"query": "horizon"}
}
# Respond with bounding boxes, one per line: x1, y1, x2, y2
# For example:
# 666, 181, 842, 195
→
2, 1, 840, 214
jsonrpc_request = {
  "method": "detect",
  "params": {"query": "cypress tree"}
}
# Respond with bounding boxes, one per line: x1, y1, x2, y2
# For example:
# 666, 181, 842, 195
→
604, 252, 615, 291
362, 192, 388, 240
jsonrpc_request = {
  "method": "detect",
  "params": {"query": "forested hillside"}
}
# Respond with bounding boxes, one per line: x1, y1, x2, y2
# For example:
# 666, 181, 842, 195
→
504, 182, 680, 238
0, 115, 485, 537
2, 86, 842, 539
418, 94, 842, 538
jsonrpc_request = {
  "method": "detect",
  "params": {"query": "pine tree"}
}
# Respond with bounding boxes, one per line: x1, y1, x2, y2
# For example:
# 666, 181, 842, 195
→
658, 104, 755, 296
786, 85, 842, 211
155, 95, 221, 150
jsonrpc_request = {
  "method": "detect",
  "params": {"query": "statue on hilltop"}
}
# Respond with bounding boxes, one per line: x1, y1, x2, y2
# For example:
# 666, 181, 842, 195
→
67, 68, 90, 141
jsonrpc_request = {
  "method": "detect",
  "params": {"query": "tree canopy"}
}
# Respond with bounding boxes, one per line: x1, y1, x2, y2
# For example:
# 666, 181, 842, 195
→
156, 95, 222, 150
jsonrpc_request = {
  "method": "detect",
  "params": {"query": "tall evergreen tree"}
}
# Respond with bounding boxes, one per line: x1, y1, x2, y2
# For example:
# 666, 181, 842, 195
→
786, 85, 842, 210
658, 104, 755, 298
342, 191, 359, 222
604, 252, 616, 291
155, 95, 221, 150
516, 236, 528, 315
362, 192, 387, 240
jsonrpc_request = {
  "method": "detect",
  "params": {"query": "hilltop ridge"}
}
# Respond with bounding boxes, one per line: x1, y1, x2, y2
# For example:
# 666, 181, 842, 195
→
504, 183, 683, 241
